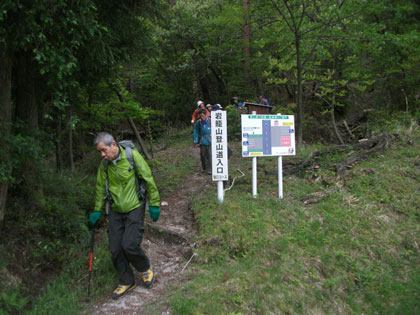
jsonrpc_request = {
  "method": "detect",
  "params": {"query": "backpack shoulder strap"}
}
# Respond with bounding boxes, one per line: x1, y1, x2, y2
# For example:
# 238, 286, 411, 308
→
103, 159, 108, 173
199, 117, 210, 128
123, 145, 135, 170
118, 141, 147, 202
117, 141, 135, 170
102, 159, 112, 214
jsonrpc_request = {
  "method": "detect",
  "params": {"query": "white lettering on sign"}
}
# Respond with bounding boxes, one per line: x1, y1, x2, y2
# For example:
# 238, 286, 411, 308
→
211, 110, 228, 181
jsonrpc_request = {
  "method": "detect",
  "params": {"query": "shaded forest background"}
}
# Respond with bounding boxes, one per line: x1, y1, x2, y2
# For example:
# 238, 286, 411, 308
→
1, 0, 420, 269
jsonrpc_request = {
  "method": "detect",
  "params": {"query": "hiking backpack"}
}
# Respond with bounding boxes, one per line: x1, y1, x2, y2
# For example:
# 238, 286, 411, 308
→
103, 140, 147, 214
197, 117, 211, 143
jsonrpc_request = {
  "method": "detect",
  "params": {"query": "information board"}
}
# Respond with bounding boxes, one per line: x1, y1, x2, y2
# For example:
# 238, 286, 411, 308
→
211, 110, 229, 181
241, 114, 296, 157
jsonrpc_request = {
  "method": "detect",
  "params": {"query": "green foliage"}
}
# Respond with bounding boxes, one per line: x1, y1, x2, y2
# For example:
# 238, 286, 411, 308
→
0, 129, 52, 185
144, 109, 167, 138
225, 105, 243, 140
0, 286, 29, 315
30, 225, 116, 314
364, 110, 417, 136
0, 164, 95, 311
272, 103, 296, 116
30, 276, 84, 315
6, 170, 93, 270
89, 99, 150, 125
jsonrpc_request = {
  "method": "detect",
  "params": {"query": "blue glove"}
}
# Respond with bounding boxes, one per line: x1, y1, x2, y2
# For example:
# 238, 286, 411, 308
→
149, 206, 160, 222
88, 211, 102, 227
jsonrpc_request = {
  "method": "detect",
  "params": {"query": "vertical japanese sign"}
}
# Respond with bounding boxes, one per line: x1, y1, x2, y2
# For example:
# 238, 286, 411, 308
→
211, 110, 228, 181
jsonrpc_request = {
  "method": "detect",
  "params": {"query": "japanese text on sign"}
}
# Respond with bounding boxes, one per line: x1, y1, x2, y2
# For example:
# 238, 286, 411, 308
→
211, 111, 228, 181
241, 114, 296, 157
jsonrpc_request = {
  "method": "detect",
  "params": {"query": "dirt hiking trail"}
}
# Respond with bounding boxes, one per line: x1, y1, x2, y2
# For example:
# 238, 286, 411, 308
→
85, 147, 209, 315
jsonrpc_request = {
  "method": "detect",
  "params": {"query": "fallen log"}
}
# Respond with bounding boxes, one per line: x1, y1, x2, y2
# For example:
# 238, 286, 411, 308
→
301, 186, 337, 204
265, 133, 397, 186
335, 132, 395, 186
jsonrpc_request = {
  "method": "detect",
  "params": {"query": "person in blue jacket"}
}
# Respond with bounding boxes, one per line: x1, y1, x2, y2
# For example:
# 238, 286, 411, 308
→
193, 109, 212, 174
232, 96, 244, 110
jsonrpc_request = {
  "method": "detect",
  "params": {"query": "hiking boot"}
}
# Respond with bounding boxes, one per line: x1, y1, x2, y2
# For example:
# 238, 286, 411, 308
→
111, 283, 136, 300
142, 268, 155, 288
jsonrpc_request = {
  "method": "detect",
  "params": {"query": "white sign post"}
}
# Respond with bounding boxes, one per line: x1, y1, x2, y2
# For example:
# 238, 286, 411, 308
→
241, 113, 295, 199
211, 110, 228, 203
278, 156, 283, 199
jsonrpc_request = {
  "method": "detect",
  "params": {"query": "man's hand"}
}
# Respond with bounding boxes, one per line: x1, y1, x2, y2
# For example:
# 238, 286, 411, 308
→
149, 206, 160, 222
88, 211, 102, 227
194, 143, 199, 148
191, 120, 195, 124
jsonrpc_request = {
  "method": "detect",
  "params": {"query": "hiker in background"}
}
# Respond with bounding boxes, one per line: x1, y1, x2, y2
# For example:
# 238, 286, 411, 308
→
193, 109, 212, 174
88, 132, 160, 300
212, 104, 223, 111
206, 103, 212, 112
232, 96, 244, 110
191, 101, 209, 124
256, 94, 270, 106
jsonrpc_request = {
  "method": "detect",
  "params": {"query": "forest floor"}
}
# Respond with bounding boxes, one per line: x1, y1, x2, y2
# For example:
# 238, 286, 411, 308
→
85, 146, 209, 314
2, 119, 419, 314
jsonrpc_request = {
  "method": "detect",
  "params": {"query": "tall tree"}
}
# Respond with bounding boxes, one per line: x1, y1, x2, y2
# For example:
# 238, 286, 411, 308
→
261, 0, 348, 146
0, 45, 12, 226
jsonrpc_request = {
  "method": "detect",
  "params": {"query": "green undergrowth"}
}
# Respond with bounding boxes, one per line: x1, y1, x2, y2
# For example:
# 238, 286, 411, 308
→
167, 116, 420, 314
0, 128, 196, 314
0, 167, 96, 315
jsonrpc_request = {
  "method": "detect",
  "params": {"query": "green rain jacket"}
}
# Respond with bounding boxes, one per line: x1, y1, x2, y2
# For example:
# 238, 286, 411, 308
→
94, 146, 160, 213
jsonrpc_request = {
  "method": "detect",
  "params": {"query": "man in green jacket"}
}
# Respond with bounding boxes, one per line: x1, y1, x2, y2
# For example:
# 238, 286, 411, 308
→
88, 132, 160, 300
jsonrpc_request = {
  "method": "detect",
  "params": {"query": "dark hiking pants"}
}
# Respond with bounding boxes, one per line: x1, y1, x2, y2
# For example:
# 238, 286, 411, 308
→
108, 206, 150, 285
200, 144, 212, 171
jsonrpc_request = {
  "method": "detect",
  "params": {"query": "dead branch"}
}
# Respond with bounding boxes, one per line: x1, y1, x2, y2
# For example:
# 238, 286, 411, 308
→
335, 132, 393, 186
301, 186, 337, 204
264, 133, 398, 190
343, 120, 355, 139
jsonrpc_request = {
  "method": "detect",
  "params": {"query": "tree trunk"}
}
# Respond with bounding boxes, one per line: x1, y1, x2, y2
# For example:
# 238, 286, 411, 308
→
127, 117, 153, 160
69, 107, 75, 173
0, 45, 12, 227
331, 103, 344, 145
199, 76, 210, 101
295, 35, 303, 147
243, 0, 251, 80
15, 52, 38, 131
14, 52, 40, 199
56, 109, 63, 172
208, 65, 228, 97
147, 120, 154, 158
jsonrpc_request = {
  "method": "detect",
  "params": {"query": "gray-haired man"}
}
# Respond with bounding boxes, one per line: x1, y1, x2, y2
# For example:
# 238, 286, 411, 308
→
88, 132, 160, 299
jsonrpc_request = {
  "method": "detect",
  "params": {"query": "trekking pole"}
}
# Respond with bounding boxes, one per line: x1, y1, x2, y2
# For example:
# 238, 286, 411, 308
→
86, 225, 96, 302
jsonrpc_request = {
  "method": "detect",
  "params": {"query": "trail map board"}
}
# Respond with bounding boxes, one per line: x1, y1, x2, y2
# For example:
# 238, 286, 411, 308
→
241, 114, 296, 157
